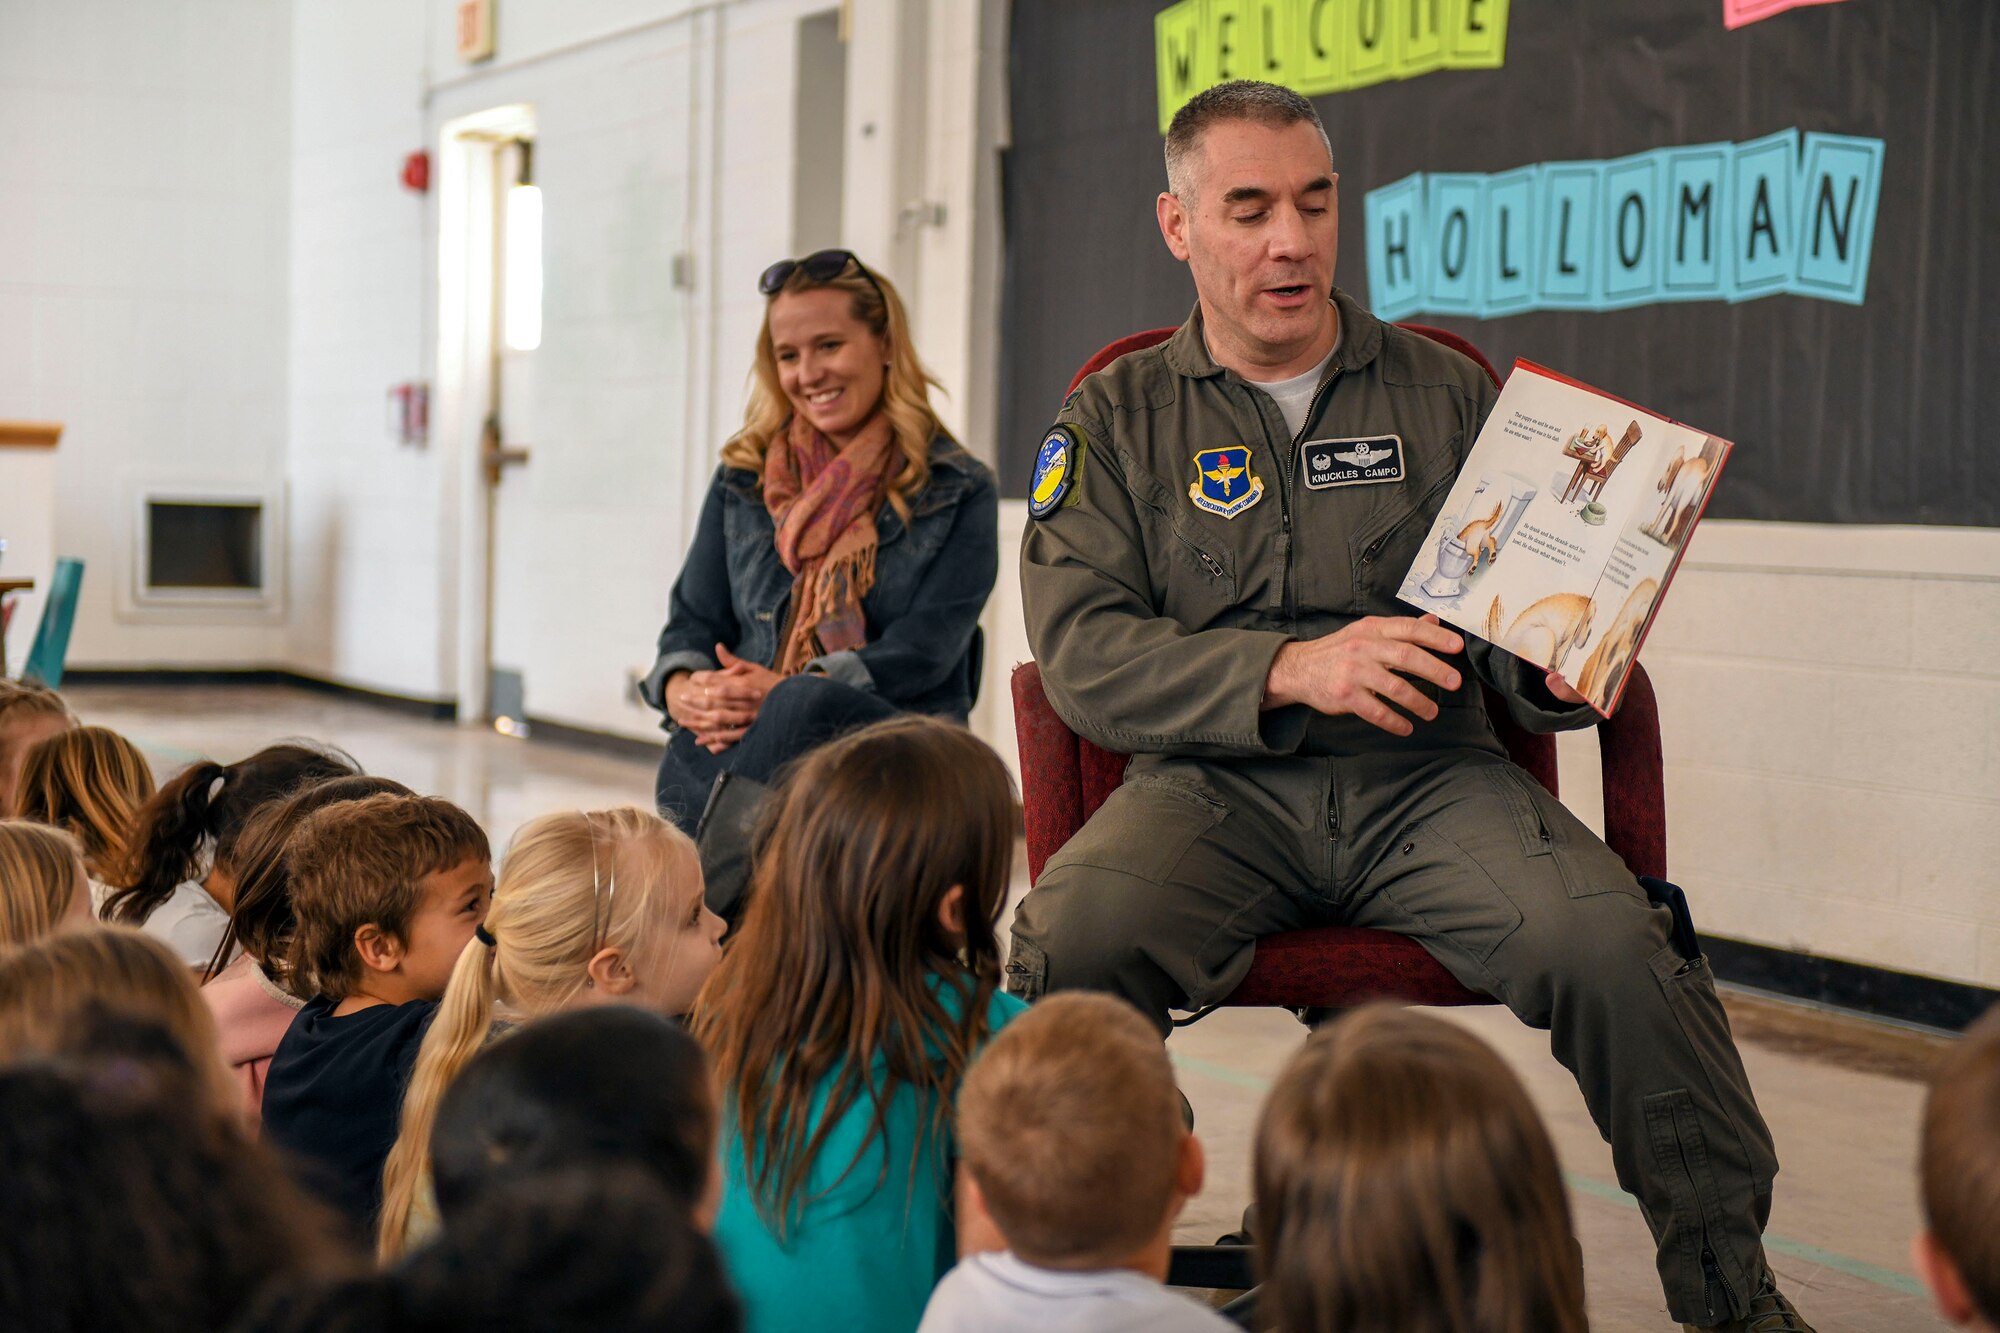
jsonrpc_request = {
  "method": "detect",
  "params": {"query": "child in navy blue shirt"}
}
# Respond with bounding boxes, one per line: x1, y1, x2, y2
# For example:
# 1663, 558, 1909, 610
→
261, 793, 491, 1237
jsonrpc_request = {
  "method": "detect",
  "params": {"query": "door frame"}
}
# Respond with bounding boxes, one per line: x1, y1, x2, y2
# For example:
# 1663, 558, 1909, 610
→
437, 103, 537, 724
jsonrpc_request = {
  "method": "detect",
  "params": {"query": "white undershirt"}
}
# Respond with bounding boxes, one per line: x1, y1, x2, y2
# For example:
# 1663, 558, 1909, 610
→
1245, 338, 1339, 438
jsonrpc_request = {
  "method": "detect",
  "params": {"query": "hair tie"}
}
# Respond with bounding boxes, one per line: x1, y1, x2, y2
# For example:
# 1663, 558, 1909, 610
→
475, 924, 498, 949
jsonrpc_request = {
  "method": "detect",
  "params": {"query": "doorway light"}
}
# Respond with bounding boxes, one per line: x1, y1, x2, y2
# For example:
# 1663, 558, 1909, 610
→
504, 142, 542, 351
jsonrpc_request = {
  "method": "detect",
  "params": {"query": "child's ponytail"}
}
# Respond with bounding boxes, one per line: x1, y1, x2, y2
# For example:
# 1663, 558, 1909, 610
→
375, 807, 700, 1257
376, 929, 501, 1257
104, 760, 226, 925
109, 743, 360, 931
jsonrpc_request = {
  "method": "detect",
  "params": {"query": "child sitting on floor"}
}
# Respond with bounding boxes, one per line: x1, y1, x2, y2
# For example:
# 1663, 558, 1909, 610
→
920, 991, 1231, 1333
0, 818, 92, 945
107, 742, 359, 968
1916, 1003, 2000, 1330
429, 1005, 720, 1230
14, 725, 154, 906
1253, 1005, 1587, 1333
0, 925, 239, 1115
239, 1169, 737, 1333
376, 806, 723, 1255
0, 1020, 350, 1333
202, 776, 415, 1115
0, 679, 72, 817
260, 793, 491, 1237
696, 716, 1025, 1333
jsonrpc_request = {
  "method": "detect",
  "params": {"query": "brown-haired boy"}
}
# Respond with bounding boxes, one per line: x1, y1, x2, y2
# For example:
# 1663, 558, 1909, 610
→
261, 793, 491, 1236
920, 992, 1232, 1333
0, 680, 72, 816
1917, 1004, 2000, 1330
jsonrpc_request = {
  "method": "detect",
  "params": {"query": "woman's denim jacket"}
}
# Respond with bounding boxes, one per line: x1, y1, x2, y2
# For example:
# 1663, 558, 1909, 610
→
645, 436, 997, 721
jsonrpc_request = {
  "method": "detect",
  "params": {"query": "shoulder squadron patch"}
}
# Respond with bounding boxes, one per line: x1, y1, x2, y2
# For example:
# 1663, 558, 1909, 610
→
1189, 447, 1265, 519
1029, 426, 1078, 519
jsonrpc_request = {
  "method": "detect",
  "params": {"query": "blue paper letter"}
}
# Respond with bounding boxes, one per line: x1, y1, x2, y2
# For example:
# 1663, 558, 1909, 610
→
1791, 131, 1883, 304
1365, 173, 1429, 322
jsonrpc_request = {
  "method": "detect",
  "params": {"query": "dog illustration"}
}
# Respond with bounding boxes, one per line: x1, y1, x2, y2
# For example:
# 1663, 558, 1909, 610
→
1485, 592, 1596, 672
1575, 577, 1659, 706
1642, 444, 1714, 547
1455, 502, 1503, 574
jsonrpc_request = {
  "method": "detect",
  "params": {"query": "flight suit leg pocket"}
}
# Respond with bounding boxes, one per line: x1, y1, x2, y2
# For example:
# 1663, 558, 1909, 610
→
1648, 942, 1779, 1193
1479, 764, 1645, 902
1373, 820, 1525, 966
1061, 777, 1229, 885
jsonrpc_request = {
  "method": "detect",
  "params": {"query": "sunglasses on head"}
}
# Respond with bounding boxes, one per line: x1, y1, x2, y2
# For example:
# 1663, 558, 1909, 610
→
757, 249, 887, 307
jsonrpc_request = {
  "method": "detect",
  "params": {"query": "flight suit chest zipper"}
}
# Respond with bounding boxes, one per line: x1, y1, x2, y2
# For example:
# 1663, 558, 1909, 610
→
1276, 367, 1342, 623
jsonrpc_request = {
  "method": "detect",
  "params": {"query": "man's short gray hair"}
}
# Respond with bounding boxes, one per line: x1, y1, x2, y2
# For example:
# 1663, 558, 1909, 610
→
1164, 80, 1333, 201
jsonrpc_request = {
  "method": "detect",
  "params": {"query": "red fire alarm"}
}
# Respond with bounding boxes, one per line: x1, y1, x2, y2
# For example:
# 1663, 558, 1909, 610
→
402, 150, 431, 194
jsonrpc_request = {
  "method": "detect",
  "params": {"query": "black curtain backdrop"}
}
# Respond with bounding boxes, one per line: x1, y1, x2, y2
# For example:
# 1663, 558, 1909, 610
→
997, 0, 2000, 527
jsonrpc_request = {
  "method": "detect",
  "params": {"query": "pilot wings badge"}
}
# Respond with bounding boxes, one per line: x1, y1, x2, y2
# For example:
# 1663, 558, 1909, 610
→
1189, 447, 1265, 519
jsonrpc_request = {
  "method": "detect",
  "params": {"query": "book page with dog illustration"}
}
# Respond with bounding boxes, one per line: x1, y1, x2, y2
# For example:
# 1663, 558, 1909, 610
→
1398, 361, 1731, 717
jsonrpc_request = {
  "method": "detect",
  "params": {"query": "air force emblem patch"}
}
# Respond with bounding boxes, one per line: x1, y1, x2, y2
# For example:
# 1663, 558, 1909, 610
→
1028, 426, 1078, 519
1303, 434, 1405, 490
1189, 447, 1265, 519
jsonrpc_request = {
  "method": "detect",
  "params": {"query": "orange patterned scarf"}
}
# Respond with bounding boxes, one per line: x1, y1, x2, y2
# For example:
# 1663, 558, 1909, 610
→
763, 412, 895, 676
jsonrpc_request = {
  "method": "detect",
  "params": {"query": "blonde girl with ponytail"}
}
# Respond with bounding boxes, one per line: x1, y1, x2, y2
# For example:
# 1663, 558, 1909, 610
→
376, 806, 724, 1257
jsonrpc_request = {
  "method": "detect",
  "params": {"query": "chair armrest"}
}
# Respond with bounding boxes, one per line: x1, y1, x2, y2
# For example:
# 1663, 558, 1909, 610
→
1598, 660, 1668, 881
1012, 661, 1086, 884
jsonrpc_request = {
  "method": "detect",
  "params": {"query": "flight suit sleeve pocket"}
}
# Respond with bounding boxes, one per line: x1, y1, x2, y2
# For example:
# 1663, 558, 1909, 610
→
1004, 935, 1050, 1004
1060, 778, 1229, 885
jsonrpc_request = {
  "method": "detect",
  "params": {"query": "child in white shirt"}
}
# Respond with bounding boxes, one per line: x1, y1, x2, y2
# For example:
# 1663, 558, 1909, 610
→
919, 992, 1233, 1333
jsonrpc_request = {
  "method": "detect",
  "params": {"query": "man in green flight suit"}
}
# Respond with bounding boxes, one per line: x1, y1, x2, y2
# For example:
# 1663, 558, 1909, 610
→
1011, 80, 1811, 1333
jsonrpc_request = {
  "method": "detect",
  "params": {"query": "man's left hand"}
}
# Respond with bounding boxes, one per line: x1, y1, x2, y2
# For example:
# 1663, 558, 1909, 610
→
1545, 670, 1593, 708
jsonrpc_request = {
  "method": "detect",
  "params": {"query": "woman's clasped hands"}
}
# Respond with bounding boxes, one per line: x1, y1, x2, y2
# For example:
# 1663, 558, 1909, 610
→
665, 645, 784, 754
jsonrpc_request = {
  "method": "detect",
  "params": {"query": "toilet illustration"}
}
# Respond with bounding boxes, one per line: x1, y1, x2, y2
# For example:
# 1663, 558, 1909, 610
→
1419, 474, 1537, 601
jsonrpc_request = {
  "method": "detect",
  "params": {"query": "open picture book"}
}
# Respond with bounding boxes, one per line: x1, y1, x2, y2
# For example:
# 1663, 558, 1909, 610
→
1397, 361, 1731, 717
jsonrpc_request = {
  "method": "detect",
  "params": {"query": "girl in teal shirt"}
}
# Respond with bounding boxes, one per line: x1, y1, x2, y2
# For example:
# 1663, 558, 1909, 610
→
696, 717, 1025, 1333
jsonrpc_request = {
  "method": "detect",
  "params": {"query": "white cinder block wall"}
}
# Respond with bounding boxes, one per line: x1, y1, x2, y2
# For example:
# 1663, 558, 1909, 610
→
285, 0, 440, 699
0, 0, 292, 668
1629, 525, 2000, 990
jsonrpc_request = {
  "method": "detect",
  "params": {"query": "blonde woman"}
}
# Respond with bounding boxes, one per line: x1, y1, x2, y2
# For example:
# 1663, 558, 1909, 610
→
14, 726, 156, 912
0, 818, 92, 945
376, 806, 725, 1258
642, 251, 997, 913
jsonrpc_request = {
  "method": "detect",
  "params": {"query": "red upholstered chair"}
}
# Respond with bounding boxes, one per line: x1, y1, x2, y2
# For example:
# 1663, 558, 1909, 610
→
1016, 323, 1669, 1017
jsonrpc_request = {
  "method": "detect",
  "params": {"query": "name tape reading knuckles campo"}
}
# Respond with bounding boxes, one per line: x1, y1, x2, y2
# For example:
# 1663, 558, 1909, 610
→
1303, 434, 1405, 489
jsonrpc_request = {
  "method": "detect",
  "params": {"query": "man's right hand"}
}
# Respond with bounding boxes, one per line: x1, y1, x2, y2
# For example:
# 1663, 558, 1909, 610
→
1261, 614, 1464, 737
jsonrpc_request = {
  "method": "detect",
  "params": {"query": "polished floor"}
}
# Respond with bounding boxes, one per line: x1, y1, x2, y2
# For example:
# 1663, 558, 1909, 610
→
64, 680, 1952, 1331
